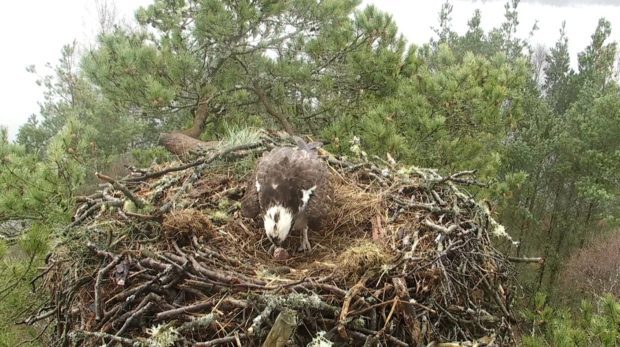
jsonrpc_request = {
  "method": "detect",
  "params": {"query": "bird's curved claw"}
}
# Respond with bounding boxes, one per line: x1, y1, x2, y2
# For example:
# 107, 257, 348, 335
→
267, 243, 276, 255
297, 239, 312, 252
297, 226, 312, 252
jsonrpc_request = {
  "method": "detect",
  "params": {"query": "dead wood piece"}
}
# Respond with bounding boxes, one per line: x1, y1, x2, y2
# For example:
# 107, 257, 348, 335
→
337, 279, 365, 338
423, 219, 458, 235
65, 202, 103, 231
18, 307, 55, 326
261, 308, 298, 347
96, 172, 145, 209
124, 141, 263, 182
348, 329, 408, 347
101, 292, 164, 331
116, 301, 155, 336
481, 276, 511, 321
70, 330, 134, 345
156, 302, 213, 321
194, 334, 247, 346
95, 254, 124, 321
392, 197, 454, 215
189, 255, 265, 287
289, 282, 348, 297
429, 170, 487, 187
507, 256, 544, 264
393, 277, 421, 342
177, 312, 217, 333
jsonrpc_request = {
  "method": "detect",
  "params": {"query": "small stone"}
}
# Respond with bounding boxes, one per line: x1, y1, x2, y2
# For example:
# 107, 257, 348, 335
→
273, 247, 289, 260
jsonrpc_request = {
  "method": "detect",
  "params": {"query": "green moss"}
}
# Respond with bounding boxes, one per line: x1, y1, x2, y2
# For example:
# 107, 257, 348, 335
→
217, 198, 231, 210
210, 211, 229, 224
123, 199, 138, 213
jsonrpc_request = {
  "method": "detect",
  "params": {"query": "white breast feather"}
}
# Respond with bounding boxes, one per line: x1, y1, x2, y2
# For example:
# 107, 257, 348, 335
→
264, 205, 294, 242
300, 185, 317, 210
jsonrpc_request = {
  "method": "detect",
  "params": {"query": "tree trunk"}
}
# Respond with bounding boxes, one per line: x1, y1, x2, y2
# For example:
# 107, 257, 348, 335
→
516, 172, 544, 258
253, 82, 296, 136
579, 201, 595, 248
534, 181, 563, 298
158, 132, 218, 156
181, 99, 211, 139
158, 96, 216, 156
547, 187, 576, 287
521, 178, 541, 253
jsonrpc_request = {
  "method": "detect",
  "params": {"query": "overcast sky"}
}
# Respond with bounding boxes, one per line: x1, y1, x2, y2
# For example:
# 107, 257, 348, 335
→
1, 0, 619, 141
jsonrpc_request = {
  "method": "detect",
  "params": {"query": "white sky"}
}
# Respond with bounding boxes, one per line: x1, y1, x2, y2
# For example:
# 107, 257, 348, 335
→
1, 0, 619, 141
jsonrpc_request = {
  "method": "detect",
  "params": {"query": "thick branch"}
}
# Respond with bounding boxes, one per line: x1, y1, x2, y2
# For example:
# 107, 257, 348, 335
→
182, 98, 211, 139
508, 256, 544, 264
253, 81, 295, 135
95, 172, 145, 209
70, 331, 134, 345
195, 334, 247, 347
158, 132, 218, 156
124, 142, 263, 182
337, 280, 365, 338
423, 219, 458, 234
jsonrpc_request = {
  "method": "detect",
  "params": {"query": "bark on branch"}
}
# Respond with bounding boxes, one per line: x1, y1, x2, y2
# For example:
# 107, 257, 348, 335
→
158, 132, 218, 156
508, 256, 544, 264
253, 81, 296, 136
261, 309, 298, 347
182, 98, 212, 139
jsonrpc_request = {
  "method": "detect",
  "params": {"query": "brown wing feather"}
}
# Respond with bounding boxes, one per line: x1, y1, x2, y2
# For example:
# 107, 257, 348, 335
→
287, 146, 331, 231
240, 169, 260, 218
304, 163, 331, 231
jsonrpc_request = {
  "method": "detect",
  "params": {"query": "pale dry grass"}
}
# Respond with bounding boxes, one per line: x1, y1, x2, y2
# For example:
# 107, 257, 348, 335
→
162, 208, 215, 241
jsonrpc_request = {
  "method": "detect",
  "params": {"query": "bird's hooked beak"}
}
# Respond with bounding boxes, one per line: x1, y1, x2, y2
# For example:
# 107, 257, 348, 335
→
267, 234, 281, 246
266, 217, 296, 246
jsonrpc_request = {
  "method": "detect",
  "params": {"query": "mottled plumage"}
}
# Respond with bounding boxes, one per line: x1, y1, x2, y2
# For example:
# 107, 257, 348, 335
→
241, 137, 331, 252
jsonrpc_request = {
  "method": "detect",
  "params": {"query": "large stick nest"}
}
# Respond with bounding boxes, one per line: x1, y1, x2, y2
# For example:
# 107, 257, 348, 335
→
29, 132, 518, 346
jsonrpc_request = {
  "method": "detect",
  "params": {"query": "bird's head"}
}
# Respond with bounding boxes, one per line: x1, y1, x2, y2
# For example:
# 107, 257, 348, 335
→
263, 204, 294, 246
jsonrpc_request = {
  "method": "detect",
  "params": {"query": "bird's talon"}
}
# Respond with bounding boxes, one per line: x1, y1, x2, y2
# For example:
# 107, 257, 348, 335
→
268, 244, 276, 255
297, 240, 312, 253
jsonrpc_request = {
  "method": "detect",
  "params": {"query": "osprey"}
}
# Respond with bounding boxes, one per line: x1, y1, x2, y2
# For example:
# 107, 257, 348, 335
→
241, 137, 331, 252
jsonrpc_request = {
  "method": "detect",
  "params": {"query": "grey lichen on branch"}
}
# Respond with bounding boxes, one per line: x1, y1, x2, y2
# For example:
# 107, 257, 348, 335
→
249, 292, 340, 338
95, 172, 146, 209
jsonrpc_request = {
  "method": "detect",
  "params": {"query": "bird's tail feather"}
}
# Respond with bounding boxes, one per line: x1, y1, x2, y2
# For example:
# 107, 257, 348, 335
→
293, 136, 322, 152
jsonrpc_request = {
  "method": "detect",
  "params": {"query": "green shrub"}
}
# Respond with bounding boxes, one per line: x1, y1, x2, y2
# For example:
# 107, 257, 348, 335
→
0, 227, 50, 346
522, 292, 620, 347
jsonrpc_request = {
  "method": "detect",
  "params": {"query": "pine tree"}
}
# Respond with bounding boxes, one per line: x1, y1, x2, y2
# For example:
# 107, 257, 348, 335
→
543, 22, 575, 115
82, 0, 412, 143
499, 16, 620, 296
